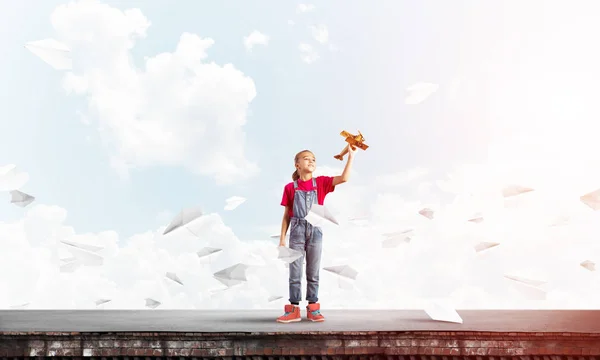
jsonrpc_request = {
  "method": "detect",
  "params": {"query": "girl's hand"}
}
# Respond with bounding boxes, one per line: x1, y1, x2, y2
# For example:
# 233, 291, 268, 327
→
348, 144, 357, 159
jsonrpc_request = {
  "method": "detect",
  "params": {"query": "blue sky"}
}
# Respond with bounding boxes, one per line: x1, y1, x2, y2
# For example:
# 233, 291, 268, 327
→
3, 0, 600, 310
0, 0, 493, 241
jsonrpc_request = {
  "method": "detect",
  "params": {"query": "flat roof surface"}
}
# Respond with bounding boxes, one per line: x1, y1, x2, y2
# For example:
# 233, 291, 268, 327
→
1, 310, 599, 333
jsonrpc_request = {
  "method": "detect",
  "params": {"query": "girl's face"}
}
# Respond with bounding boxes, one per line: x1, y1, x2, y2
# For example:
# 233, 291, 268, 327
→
296, 152, 316, 173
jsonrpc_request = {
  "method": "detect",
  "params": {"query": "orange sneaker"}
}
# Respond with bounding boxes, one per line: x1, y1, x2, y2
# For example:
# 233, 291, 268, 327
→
276, 304, 301, 323
306, 303, 325, 322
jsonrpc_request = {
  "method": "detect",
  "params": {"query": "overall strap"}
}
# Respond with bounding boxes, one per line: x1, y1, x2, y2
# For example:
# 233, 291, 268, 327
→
312, 178, 318, 198
293, 180, 298, 189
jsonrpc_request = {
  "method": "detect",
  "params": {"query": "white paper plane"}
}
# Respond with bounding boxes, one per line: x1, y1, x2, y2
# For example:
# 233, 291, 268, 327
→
305, 204, 339, 227
474, 242, 499, 253
405, 82, 439, 105
163, 207, 204, 235
24, 38, 72, 70
381, 230, 412, 248
62, 243, 103, 266
10, 190, 35, 207
268, 295, 283, 302
197, 247, 222, 259
580, 189, 600, 211
278, 247, 303, 263
59, 260, 81, 273
95, 299, 111, 306
145, 298, 161, 309
504, 274, 546, 288
213, 263, 250, 287
323, 265, 358, 280
165, 272, 184, 286
502, 185, 534, 198
419, 207, 434, 220
60, 240, 104, 253
423, 302, 463, 324
468, 216, 484, 224
224, 196, 246, 210
581, 260, 596, 271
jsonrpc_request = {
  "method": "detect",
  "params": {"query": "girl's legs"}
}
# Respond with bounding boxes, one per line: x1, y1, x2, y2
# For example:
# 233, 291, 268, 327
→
305, 226, 323, 303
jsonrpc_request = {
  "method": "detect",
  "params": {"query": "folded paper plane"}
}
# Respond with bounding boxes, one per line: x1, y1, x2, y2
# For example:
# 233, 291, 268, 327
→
213, 263, 250, 287
165, 272, 184, 286
145, 298, 161, 309
24, 38, 72, 70
423, 302, 463, 324
581, 260, 596, 271
305, 204, 339, 227
580, 189, 600, 210
502, 185, 534, 198
224, 196, 246, 211
278, 247, 304, 264
405, 82, 439, 105
10, 190, 35, 207
419, 207, 434, 219
163, 207, 204, 235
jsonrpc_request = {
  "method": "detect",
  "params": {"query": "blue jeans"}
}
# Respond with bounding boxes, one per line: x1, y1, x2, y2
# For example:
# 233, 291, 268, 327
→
288, 217, 323, 303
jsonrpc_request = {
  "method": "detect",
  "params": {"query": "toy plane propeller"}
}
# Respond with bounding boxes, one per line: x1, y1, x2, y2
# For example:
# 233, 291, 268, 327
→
334, 130, 369, 161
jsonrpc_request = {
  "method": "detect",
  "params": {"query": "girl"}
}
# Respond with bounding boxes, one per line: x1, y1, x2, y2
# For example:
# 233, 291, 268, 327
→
276, 146, 356, 323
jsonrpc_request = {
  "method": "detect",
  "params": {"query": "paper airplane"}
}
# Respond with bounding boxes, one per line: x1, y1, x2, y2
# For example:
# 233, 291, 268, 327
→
467, 216, 484, 224
145, 298, 161, 309
25, 38, 72, 70
10, 190, 35, 207
581, 260, 596, 271
278, 247, 303, 264
423, 302, 463, 324
381, 230, 412, 248
197, 247, 222, 259
163, 207, 204, 235
61, 243, 103, 266
95, 299, 111, 306
419, 207, 434, 219
504, 275, 546, 300
268, 295, 283, 302
502, 185, 534, 198
580, 189, 600, 210
59, 259, 81, 273
405, 82, 439, 105
323, 265, 358, 280
474, 242, 499, 253
224, 196, 246, 211
60, 240, 104, 253
165, 272, 184, 286
305, 204, 339, 227
213, 263, 250, 287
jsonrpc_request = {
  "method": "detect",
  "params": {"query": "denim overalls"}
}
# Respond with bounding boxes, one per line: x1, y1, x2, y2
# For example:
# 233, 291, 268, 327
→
288, 178, 324, 303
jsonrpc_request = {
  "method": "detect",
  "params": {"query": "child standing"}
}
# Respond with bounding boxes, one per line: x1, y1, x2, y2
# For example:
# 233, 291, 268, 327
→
276, 146, 356, 323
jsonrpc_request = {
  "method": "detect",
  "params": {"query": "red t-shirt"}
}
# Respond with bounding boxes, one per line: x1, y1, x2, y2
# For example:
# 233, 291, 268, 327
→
281, 176, 335, 217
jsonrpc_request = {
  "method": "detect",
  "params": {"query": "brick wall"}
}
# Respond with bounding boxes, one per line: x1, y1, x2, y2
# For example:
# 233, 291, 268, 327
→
1, 331, 600, 358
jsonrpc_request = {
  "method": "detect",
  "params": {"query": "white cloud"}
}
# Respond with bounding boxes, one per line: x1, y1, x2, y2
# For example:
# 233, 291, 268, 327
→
0, 164, 29, 191
310, 24, 329, 44
243, 30, 269, 51
299, 43, 319, 64
51, 1, 259, 185
375, 167, 429, 187
4, 144, 600, 310
296, 4, 315, 13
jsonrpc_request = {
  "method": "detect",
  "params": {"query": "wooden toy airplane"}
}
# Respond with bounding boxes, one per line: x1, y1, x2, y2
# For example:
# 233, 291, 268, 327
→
334, 130, 369, 161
